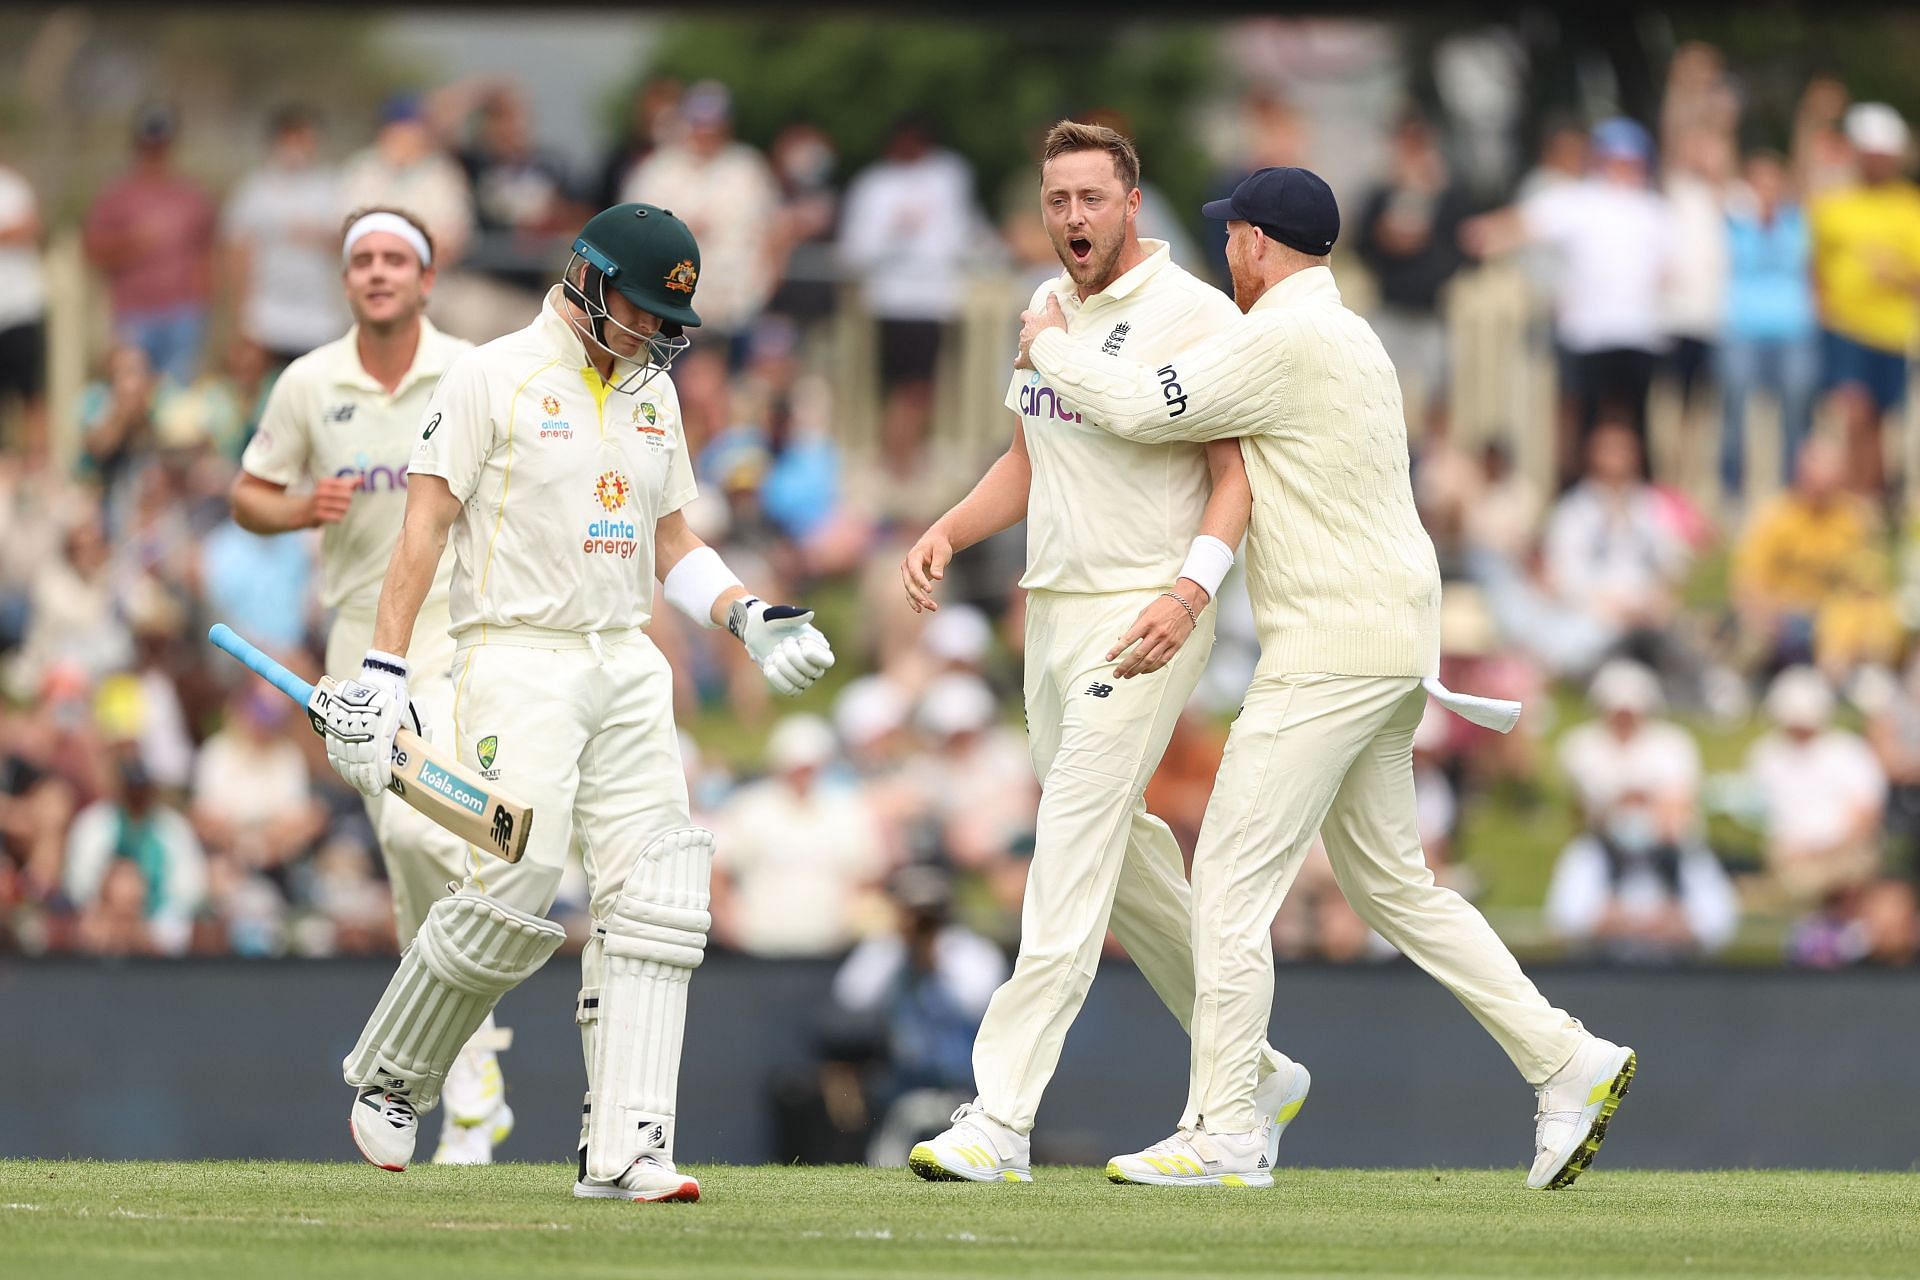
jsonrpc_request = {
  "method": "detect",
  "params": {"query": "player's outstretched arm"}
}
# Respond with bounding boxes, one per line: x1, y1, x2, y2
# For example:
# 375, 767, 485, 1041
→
902, 420, 1032, 614
230, 471, 360, 533
656, 511, 835, 696
1020, 294, 1270, 445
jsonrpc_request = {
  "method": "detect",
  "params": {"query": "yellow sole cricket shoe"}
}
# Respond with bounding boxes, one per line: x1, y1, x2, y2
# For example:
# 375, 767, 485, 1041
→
1528, 1040, 1637, 1191
907, 1105, 1033, 1183
1105, 1127, 1272, 1188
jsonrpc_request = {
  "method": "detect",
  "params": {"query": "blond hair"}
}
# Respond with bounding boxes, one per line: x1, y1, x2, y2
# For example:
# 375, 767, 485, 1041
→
1040, 119, 1140, 191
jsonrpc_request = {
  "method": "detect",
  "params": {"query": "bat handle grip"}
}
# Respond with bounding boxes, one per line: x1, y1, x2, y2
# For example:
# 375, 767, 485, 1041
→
208, 623, 317, 706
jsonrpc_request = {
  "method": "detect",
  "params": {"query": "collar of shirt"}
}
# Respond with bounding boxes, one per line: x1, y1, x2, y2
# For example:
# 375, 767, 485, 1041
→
328, 315, 460, 396
1050, 238, 1171, 313
1249, 263, 1342, 316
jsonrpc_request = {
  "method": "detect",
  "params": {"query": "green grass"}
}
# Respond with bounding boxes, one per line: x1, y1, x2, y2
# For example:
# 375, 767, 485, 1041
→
3, 1162, 1915, 1280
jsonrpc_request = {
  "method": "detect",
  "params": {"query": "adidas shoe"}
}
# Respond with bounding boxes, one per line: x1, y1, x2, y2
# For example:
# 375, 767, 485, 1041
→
1528, 1035, 1636, 1190
1251, 1060, 1311, 1167
1106, 1126, 1270, 1188
908, 1103, 1033, 1183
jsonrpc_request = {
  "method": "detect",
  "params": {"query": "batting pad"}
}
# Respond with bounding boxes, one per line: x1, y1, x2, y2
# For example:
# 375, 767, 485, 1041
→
583, 826, 713, 1181
343, 890, 564, 1113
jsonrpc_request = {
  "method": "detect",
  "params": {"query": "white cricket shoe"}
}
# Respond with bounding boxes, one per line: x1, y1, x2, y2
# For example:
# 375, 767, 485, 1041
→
1106, 1125, 1270, 1188
349, 1085, 417, 1172
573, 1154, 701, 1203
1252, 1060, 1312, 1167
433, 1043, 513, 1165
1528, 1035, 1637, 1190
432, 1101, 514, 1166
908, 1103, 1033, 1183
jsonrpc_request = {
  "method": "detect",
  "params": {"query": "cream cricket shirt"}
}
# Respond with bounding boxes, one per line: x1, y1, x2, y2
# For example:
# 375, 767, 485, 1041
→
241, 318, 471, 614
1007, 240, 1242, 594
1030, 265, 1442, 678
410, 286, 699, 638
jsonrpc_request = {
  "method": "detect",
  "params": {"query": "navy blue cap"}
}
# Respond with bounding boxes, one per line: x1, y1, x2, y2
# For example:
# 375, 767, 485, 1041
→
1201, 166, 1339, 255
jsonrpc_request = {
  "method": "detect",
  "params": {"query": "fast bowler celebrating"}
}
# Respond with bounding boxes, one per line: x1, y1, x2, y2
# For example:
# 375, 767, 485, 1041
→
321, 203, 834, 1202
900, 122, 1306, 1184
231, 207, 520, 1165
1022, 167, 1635, 1191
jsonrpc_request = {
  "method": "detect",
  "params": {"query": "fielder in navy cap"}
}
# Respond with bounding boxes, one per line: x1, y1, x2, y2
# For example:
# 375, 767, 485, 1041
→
1201, 165, 1340, 257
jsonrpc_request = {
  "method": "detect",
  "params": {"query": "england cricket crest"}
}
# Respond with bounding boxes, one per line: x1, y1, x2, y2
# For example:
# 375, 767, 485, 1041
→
477, 734, 499, 779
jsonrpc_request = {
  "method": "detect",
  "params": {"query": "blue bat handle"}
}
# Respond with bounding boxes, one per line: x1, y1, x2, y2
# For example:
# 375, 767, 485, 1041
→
208, 624, 316, 705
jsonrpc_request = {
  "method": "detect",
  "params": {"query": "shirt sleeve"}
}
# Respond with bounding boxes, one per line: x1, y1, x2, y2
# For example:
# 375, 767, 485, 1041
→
1027, 313, 1275, 445
1520, 185, 1579, 247
658, 380, 699, 515
239, 365, 313, 487
408, 352, 495, 503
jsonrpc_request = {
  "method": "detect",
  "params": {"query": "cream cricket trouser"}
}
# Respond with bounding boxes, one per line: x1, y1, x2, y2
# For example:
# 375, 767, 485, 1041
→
445, 626, 691, 920
971, 588, 1291, 1136
1183, 671, 1586, 1134
328, 607, 466, 943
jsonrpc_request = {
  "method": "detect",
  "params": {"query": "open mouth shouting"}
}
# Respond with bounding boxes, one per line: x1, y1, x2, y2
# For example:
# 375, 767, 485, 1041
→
1068, 235, 1094, 265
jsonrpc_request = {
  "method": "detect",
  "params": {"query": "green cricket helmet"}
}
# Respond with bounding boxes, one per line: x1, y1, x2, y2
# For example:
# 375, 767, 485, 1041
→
563, 202, 702, 389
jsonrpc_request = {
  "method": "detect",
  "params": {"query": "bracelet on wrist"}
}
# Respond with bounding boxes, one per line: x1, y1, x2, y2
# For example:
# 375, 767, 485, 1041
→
1162, 588, 1199, 627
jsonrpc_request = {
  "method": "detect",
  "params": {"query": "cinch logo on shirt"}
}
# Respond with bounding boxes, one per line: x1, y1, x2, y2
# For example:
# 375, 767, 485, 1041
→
584, 470, 639, 559
1019, 375, 1083, 424
334, 453, 409, 492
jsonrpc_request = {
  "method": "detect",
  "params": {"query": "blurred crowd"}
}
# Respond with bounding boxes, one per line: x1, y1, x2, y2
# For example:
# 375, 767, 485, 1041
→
2, 37, 1920, 1025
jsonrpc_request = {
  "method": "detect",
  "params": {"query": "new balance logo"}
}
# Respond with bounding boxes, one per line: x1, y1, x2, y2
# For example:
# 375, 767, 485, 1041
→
1101, 322, 1132, 355
491, 805, 515, 851
1085, 682, 1114, 698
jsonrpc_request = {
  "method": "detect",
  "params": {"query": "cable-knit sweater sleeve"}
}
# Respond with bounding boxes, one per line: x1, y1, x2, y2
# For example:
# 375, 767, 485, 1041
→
1028, 316, 1279, 445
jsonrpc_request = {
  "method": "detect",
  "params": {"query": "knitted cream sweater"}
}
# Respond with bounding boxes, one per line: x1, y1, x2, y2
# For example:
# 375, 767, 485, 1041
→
1029, 265, 1440, 678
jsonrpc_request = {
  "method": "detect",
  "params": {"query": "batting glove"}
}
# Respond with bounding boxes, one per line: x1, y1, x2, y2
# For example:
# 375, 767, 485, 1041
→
321, 650, 421, 798
730, 597, 836, 696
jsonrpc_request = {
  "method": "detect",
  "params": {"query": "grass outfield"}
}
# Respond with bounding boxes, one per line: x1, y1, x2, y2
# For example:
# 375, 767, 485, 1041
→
3, 1163, 1916, 1280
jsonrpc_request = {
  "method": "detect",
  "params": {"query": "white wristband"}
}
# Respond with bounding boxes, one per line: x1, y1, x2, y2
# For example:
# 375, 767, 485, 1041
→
663, 545, 744, 628
1178, 534, 1235, 599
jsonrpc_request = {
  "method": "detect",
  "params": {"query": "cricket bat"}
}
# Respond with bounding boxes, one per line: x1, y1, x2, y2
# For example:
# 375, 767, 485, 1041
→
208, 624, 532, 863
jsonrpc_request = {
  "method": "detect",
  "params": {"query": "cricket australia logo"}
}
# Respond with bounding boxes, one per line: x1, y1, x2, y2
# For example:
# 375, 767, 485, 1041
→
477, 734, 500, 780
663, 259, 698, 294
585, 470, 638, 559
1101, 322, 1131, 356
632, 400, 668, 450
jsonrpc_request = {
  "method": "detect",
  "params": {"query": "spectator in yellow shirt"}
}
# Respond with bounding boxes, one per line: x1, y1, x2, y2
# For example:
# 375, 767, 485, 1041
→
1734, 436, 1898, 677
1810, 103, 1920, 494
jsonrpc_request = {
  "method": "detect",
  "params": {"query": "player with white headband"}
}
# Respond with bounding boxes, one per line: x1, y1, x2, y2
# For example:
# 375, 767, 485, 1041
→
231, 205, 519, 1166
317, 202, 834, 1202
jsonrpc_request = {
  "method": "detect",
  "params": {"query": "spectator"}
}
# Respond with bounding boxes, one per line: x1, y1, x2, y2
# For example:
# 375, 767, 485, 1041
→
827, 864, 1006, 1165
1355, 114, 1473, 433
77, 344, 159, 529
1464, 439, 1543, 565
1660, 126, 1732, 433
1733, 436, 1897, 678
592, 77, 683, 210
1809, 102, 1920, 496
711, 715, 890, 957
63, 749, 206, 956
1464, 117, 1673, 475
836, 117, 982, 476
1747, 666, 1886, 909
190, 687, 327, 873
82, 105, 218, 386
222, 105, 347, 365
198, 519, 315, 655
340, 94, 474, 268
905, 673, 1034, 880
623, 81, 781, 347
1868, 649, 1920, 878
766, 122, 842, 320
8, 520, 133, 696
0, 148, 47, 457
1718, 151, 1820, 501
1542, 422, 1690, 685
448, 79, 575, 297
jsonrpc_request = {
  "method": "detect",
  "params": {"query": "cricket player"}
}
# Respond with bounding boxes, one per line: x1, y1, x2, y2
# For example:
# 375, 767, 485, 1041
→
899, 121, 1308, 1184
319, 202, 834, 1202
1019, 166, 1635, 1190
231, 207, 513, 1165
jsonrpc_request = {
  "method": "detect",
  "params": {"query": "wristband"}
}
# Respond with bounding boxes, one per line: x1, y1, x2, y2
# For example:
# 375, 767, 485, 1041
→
663, 545, 745, 628
363, 649, 410, 679
1178, 534, 1235, 600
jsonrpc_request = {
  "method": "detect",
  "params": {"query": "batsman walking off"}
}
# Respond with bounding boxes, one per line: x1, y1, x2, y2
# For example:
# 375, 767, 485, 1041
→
900, 122, 1307, 1184
230, 207, 515, 1164
1022, 166, 1636, 1191
320, 203, 834, 1202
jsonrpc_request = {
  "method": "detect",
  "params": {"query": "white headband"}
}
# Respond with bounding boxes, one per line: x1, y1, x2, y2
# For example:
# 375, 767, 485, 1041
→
341, 212, 432, 267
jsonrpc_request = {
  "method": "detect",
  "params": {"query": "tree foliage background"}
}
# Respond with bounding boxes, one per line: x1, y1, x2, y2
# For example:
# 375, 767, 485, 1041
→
640, 19, 1222, 229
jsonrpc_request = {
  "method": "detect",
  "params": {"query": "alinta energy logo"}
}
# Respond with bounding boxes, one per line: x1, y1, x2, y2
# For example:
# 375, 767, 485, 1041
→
585, 469, 638, 559
540, 392, 572, 440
